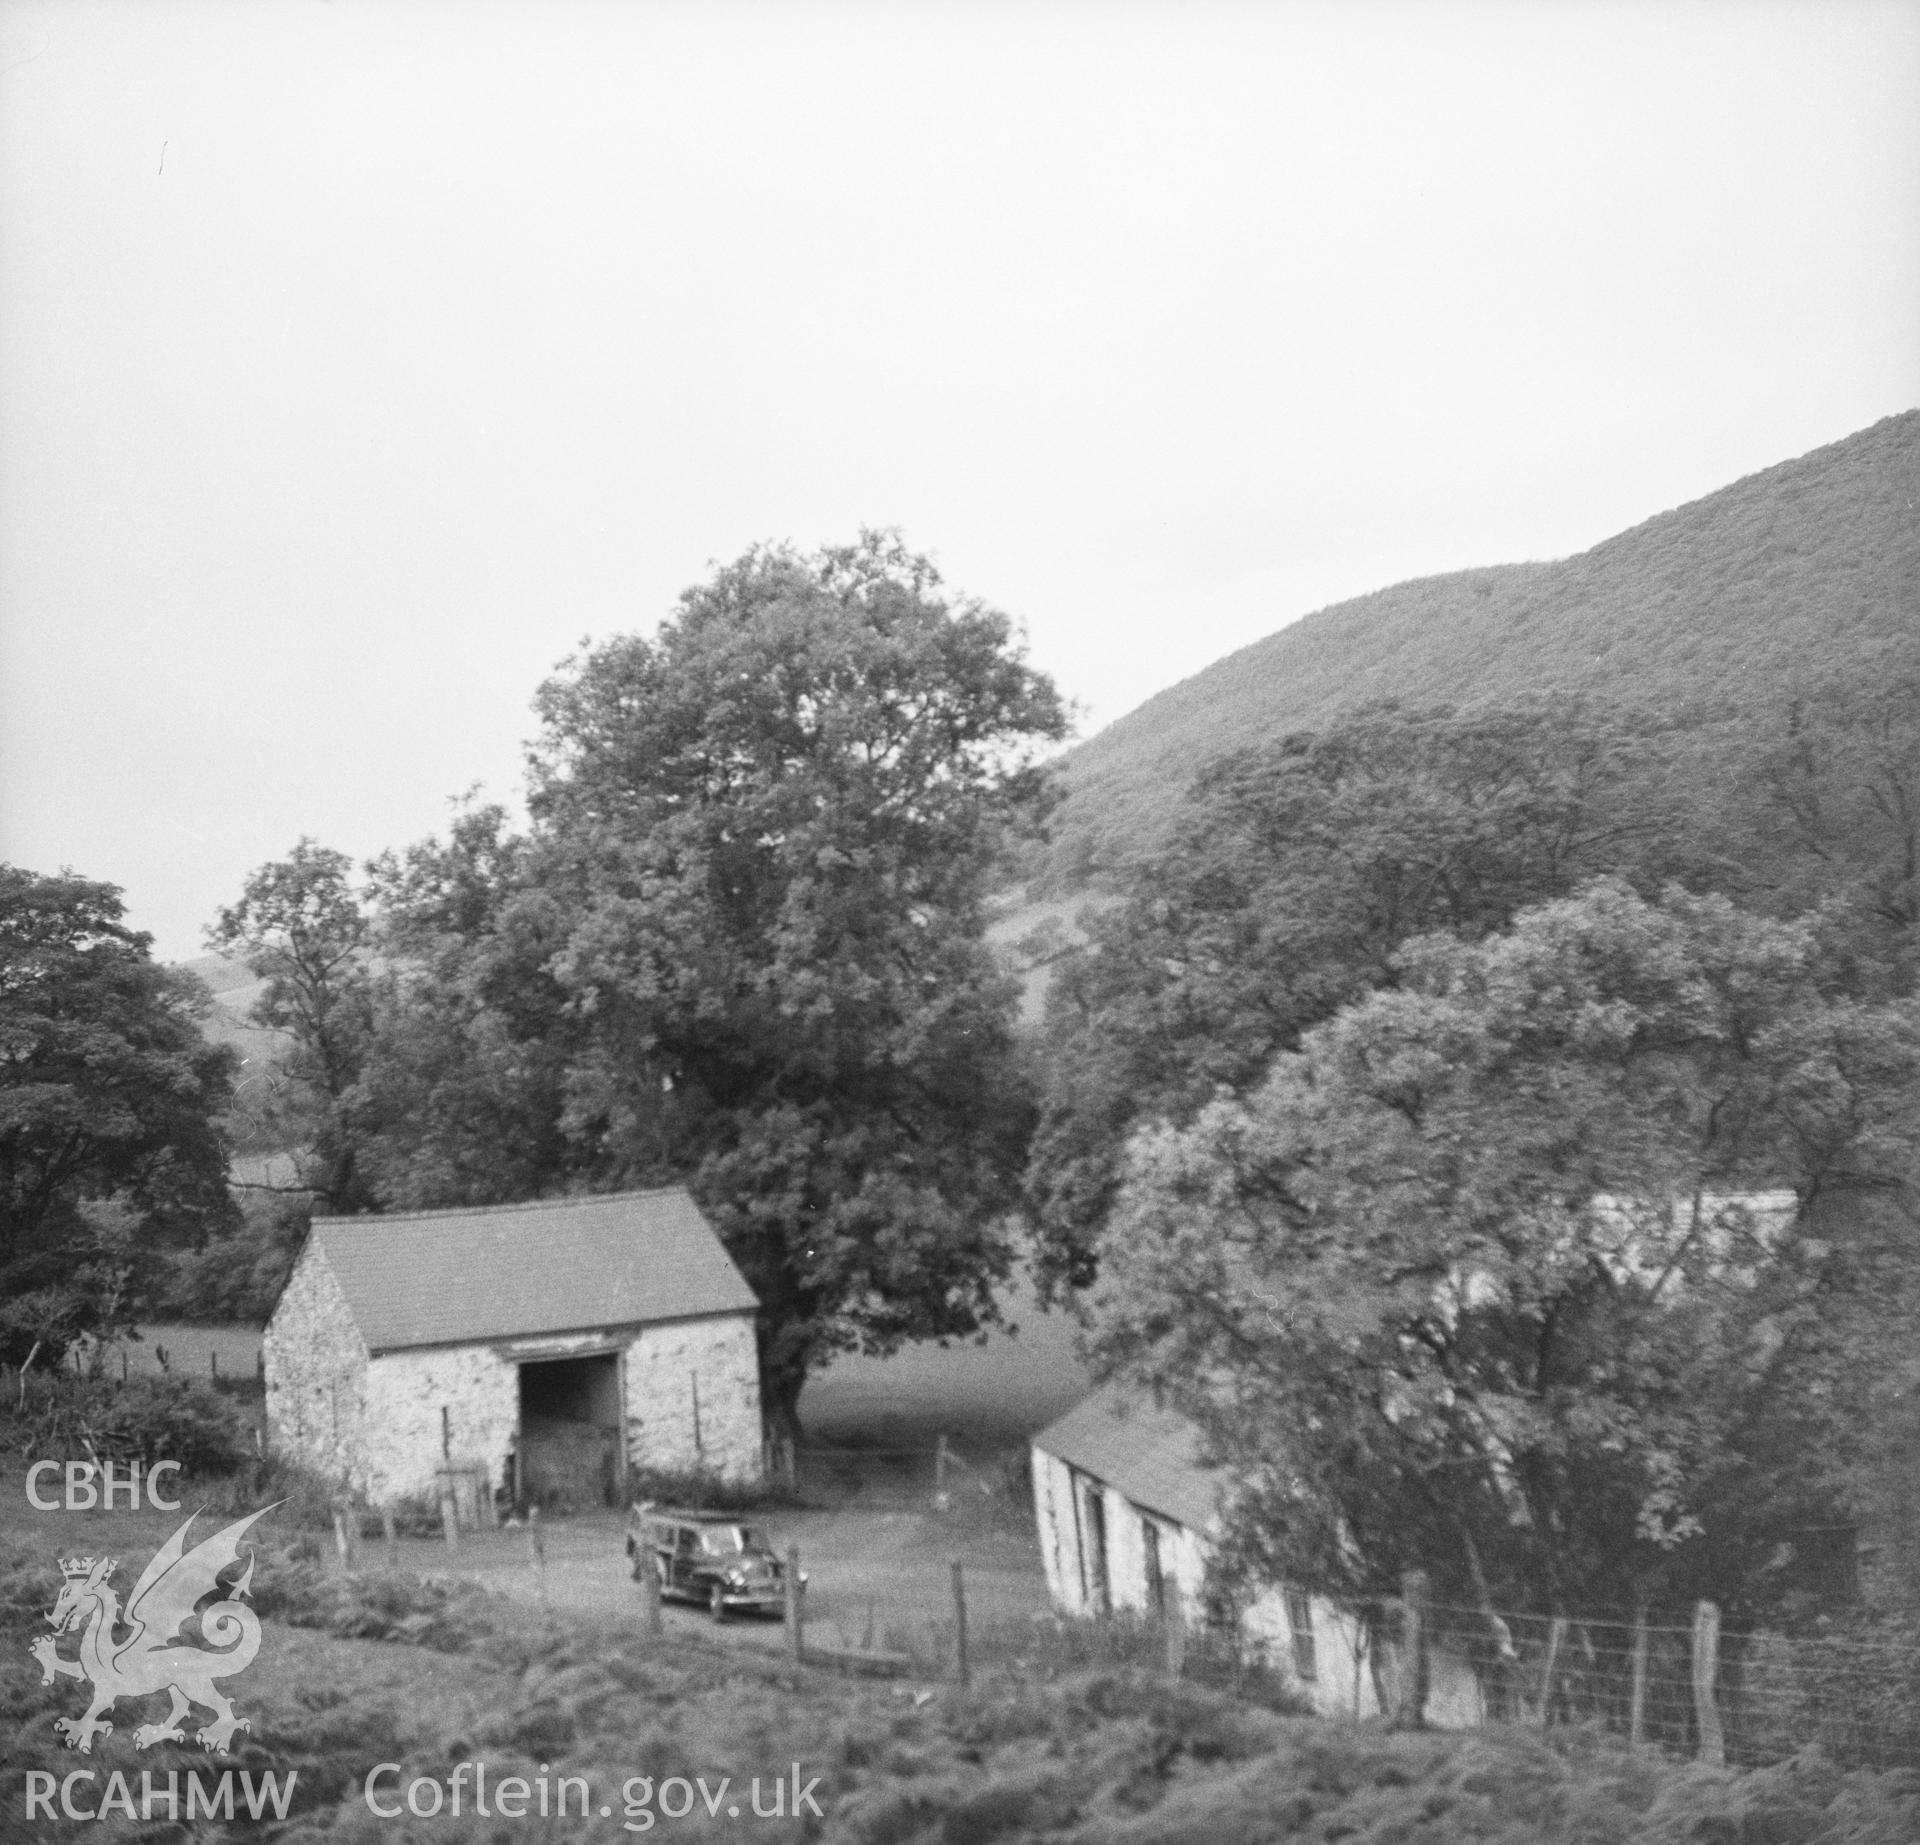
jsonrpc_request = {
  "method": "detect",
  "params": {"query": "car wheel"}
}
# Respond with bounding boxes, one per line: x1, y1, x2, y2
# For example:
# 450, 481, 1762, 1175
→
708, 1582, 727, 1623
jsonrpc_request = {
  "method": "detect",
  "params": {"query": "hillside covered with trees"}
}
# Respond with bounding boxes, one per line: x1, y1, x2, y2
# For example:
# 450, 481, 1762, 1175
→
1040, 410, 1919, 890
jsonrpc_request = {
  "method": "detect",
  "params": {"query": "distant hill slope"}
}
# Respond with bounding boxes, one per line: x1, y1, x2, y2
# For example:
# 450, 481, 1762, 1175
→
1042, 411, 1920, 887
175, 952, 273, 1054
173, 953, 293, 1166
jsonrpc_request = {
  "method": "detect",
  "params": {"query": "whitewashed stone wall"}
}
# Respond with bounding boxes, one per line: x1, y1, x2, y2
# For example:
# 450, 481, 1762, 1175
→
262, 1242, 369, 1487
623, 1313, 761, 1482
352, 1315, 763, 1504
1029, 1439, 1483, 1725
361, 1344, 518, 1504
1032, 1451, 1206, 1622
1032, 1448, 1079, 1603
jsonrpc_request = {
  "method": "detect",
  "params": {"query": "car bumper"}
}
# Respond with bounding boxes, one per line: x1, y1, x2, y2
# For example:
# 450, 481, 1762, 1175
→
715, 1589, 786, 1612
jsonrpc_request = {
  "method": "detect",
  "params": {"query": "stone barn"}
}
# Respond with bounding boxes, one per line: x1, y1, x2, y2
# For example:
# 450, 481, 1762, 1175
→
1032, 1381, 1485, 1725
264, 1188, 763, 1510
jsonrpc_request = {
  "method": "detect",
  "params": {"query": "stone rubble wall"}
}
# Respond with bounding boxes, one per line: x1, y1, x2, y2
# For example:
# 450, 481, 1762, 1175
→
262, 1241, 369, 1488
623, 1313, 763, 1483
362, 1343, 518, 1504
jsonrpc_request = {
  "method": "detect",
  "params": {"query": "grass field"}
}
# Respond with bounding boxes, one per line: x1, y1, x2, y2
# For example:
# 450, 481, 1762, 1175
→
92, 1320, 266, 1382
802, 1274, 1090, 1451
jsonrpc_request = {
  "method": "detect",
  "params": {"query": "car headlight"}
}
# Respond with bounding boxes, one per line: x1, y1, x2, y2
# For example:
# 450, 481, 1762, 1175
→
725, 1568, 746, 1587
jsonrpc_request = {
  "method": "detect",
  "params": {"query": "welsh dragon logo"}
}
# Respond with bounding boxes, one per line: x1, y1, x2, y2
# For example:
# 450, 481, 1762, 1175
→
30, 1505, 275, 1755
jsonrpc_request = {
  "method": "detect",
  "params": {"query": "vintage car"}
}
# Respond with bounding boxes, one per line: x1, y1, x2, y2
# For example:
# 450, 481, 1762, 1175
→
624, 1504, 801, 1620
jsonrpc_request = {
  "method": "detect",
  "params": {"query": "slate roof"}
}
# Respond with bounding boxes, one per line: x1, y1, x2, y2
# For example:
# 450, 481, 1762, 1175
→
307, 1188, 758, 1354
1032, 1379, 1224, 1533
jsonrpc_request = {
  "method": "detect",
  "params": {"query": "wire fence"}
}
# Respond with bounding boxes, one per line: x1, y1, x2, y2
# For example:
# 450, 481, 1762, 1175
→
1380, 1596, 1920, 1772
756, 1439, 1920, 1772
795, 1591, 1307, 1706
768, 1544, 1920, 1772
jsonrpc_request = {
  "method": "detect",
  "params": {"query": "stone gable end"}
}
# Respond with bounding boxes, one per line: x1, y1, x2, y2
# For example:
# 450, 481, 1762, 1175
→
263, 1238, 371, 1487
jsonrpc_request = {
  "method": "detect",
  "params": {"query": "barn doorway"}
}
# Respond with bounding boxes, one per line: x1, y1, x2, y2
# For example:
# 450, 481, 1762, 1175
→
516, 1354, 623, 1510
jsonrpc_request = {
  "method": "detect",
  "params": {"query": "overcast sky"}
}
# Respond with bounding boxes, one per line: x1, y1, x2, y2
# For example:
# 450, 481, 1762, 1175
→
2, 0, 1916, 962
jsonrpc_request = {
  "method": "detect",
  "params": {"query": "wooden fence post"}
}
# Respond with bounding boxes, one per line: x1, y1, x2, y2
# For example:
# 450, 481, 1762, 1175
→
382, 1507, 399, 1571
1691, 1600, 1725, 1767
331, 1498, 360, 1574
1539, 1615, 1568, 1729
1397, 1570, 1430, 1727
951, 1559, 970, 1689
786, 1545, 804, 1663
1163, 1586, 1187, 1679
1628, 1604, 1650, 1748
934, 1434, 950, 1509
518, 1505, 549, 1620
439, 1479, 460, 1553
642, 1548, 663, 1638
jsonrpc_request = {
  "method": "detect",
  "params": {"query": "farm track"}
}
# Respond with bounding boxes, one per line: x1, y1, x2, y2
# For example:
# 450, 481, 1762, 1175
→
389, 1505, 1052, 1660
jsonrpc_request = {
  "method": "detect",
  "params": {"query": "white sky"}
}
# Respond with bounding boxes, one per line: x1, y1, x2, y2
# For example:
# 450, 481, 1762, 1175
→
2, 0, 1916, 962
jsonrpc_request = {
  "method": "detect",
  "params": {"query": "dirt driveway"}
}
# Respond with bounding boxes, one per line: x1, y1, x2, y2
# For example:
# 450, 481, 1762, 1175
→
388, 1502, 1052, 1663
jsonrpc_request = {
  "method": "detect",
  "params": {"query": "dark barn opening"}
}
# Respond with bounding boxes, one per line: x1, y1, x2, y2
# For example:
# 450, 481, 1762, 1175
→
516, 1354, 622, 1509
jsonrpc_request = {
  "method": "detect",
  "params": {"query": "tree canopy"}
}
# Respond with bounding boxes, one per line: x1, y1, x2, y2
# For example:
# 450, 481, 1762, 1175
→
1023, 702, 1698, 1291
1091, 880, 1920, 1629
0, 866, 236, 1363
206, 838, 376, 1213
225, 533, 1067, 1433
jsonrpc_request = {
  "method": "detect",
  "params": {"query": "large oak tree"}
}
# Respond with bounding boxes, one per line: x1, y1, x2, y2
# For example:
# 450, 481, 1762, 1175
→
529, 534, 1065, 1433
335, 534, 1065, 1436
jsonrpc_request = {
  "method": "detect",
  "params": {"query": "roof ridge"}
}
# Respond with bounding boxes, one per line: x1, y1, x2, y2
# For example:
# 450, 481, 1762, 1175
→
312, 1185, 693, 1230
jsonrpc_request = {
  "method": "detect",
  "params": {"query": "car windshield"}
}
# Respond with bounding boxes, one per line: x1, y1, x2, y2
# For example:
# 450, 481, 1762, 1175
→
698, 1525, 757, 1555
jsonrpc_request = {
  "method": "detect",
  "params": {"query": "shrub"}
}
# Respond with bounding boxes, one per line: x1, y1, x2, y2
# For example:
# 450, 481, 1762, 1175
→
83, 1373, 252, 1475
148, 1194, 307, 1323
192, 1452, 343, 1529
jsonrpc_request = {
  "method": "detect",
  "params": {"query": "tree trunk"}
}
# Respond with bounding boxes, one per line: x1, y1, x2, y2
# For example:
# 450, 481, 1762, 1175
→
759, 1347, 808, 1450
